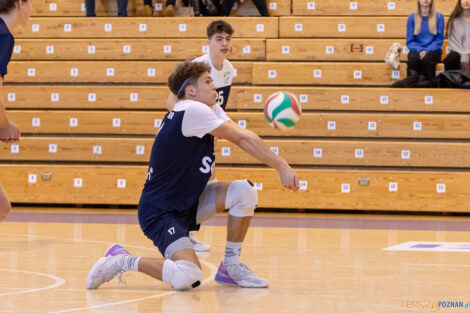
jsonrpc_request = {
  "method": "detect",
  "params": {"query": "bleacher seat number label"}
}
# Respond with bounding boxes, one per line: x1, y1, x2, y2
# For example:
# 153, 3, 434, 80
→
147, 68, 156, 77
300, 95, 308, 103
270, 147, 279, 155
88, 93, 96, 102
32, 118, 40, 127
32, 24, 39, 32
88, 45, 95, 54
368, 122, 377, 130
70, 68, 78, 77
123, 45, 131, 54
202, 45, 209, 53
326, 46, 334, 54
64, 24, 72, 32
8, 93, 16, 102
51, 93, 59, 102
254, 94, 262, 103
106, 68, 115, 76
136, 146, 145, 155
355, 149, 364, 159
349, 2, 358, 10
256, 24, 264, 32
313, 148, 322, 158
341, 95, 349, 104
299, 181, 307, 190
105, 24, 112, 32
389, 182, 398, 192
13, 45, 21, 54
11, 144, 19, 154
401, 150, 410, 159
269, 2, 277, 10
234, 68, 237, 77
81, 3, 86, 11
377, 24, 385, 32
221, 147, 231, 156
154, 119, 162, 128
365, 46, 374, 54
238, 120, 247, 128
242, 46, 251, 54
93, 145, 102, 155
392, 71, 400, 79
295, 24, 303, 32
307, 2, 316, 10
341, 184, 350, 193
403, 46, 409, 54
380, 96, 389, 104
28, 174, 37, 184
117, 179, 127, 189
354, 71, 362, 79
313, 70, 322, 78
46, 45, 54, 54
446, 46, 451, 54
437, 184, 446, 194
254, 183, 263, 190
179, 24, 187, 32
282, 46, 290, 54
28, 68, 36, 77
155, 3, 162, 10
338, 24, 346, 32
130, 93, 138, 102
327, 121, 336, 130
424, 96, 433, 105
49, 3, 57, 11
268, 70, 277, 78
112, 118, 121, 128
139, 24, 147, 32
413, 122, 422, 131
70, 118, 78, 127
49, 144, 57, 153
164, 45, 172, 54
74, 178, 83, 188
387, 2, 395, 10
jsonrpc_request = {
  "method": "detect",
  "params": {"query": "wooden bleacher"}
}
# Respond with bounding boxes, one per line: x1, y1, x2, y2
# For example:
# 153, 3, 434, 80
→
2, 11, 470, 212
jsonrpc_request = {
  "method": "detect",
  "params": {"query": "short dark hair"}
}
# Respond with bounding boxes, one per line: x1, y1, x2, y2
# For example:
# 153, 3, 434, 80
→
0, 0, 27, 13
206, 20, 234, 39
168, 61, 211, 99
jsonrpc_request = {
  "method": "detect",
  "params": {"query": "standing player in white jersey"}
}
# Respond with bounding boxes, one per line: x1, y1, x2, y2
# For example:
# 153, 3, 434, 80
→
166, 20, 236, 252
86, 60, 299, 291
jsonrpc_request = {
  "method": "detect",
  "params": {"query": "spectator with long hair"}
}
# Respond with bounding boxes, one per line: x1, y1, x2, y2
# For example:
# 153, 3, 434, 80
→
443, 0, 470, 71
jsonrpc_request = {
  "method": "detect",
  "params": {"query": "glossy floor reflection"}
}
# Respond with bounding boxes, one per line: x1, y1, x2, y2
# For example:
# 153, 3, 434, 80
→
1, 209, 469, 313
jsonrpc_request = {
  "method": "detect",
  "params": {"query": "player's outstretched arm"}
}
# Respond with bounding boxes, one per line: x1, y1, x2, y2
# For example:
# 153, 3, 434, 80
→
210, 121, 299, 190
0, 78, 20, 143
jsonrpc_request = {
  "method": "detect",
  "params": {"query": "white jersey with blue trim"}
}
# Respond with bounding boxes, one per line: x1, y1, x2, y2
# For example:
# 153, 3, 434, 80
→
193, 54, 234, 110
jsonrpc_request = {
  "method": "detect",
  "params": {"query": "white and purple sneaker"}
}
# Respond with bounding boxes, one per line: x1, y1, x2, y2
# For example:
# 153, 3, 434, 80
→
215, 262, 268, 288
104, 244, 130, 257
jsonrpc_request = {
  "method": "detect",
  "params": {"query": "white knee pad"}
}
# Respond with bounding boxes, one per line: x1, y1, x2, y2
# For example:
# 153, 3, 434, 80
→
162, 260, 203, 291
225, 180, 258, 217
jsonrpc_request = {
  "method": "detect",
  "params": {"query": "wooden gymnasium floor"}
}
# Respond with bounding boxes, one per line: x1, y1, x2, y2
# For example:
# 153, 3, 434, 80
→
2, 208, 470, 313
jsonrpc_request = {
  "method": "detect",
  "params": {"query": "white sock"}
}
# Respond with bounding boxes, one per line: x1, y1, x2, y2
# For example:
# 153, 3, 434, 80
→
121, 255, 141, 271
223, 241, 242, 266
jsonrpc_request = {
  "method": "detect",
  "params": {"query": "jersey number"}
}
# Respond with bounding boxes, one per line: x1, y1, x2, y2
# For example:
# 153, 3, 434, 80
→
216, 90, 224, 106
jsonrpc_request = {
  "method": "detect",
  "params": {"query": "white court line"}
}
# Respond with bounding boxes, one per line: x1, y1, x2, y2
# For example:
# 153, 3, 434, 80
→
0, 268, 65, 297
5, 233, 218, 313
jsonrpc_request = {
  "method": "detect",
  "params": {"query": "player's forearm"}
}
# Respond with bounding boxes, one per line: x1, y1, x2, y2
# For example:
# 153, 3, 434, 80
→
237, 131, 290, 172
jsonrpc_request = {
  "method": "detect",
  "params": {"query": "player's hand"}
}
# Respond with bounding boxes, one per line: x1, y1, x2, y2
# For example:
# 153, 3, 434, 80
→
278, 165, 299, 191
419, 51, 426, 59
0, 120, 20, 143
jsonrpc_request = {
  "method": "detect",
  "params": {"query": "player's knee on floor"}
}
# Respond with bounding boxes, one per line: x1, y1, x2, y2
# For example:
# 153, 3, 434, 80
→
226, 180, 258, 217
162, 259, 203, 291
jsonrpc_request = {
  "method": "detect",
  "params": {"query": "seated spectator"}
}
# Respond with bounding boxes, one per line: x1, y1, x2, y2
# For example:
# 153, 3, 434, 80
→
393, 0, 444, 87
85, 0, 128, 17
443, 0, 470, 71
222, 0, 269, 17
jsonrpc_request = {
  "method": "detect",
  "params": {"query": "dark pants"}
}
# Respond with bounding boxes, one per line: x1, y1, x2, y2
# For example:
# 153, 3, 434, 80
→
443, 51, 462, 71
222, 0, 269, 16
166, 0, 190, 6
407, 50, 442, 80
143, 0, 152, 5
85, 0, 128, 16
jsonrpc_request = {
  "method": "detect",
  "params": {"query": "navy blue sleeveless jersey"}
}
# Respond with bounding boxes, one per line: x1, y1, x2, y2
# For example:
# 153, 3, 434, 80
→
138, 100, 229, 226
0, 18, 14, 77
193, 54, 234, 110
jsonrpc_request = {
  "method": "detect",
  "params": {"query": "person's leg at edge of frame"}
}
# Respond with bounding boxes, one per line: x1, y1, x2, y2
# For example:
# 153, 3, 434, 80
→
0, 183, 11, 222
85, 0, 96, 16
443, 51, 461, 71
251, 0, 270, 16
117, 0, 128, 16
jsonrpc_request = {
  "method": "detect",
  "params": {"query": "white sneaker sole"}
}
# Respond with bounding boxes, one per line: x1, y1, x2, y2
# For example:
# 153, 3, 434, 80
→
86, 257, 108, 289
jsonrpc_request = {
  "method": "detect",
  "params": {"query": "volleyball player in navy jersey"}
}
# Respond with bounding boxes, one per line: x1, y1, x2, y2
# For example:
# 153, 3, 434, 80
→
87, 61, 299, 291
0, 0, 32, 221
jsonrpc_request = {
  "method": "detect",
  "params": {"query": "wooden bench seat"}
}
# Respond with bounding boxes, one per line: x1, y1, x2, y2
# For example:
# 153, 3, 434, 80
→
11, 38, 266, 61
1, 164, 468, 212
2, 137, 470, 168
3, 86, 469, 112
7, 110, 470, 139
14, 17, 279, 38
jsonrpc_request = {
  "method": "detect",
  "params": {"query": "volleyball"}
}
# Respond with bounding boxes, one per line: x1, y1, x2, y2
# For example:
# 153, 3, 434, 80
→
264, 91, 302, 130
